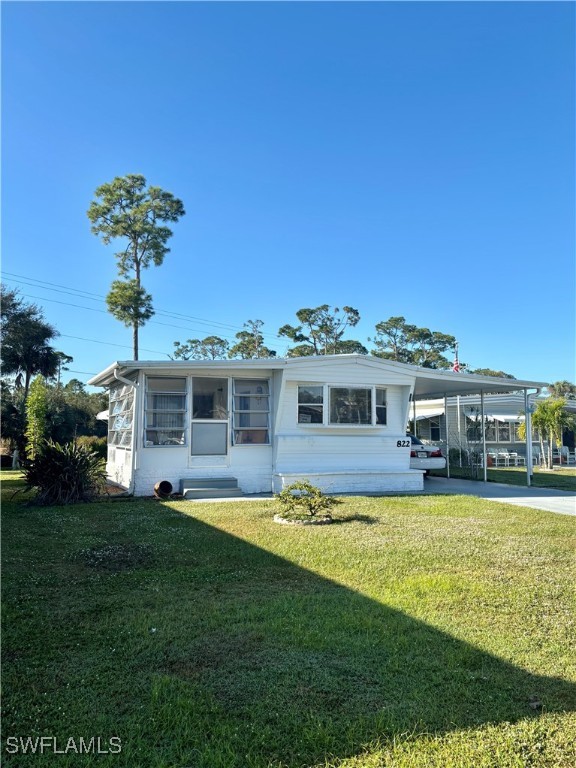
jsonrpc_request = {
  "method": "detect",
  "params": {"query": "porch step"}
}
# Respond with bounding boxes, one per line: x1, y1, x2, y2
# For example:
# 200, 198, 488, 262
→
180, 477, 243, 500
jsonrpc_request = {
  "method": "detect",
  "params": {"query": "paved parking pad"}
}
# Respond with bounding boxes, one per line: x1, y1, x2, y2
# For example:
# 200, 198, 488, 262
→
423, 476, 576, 516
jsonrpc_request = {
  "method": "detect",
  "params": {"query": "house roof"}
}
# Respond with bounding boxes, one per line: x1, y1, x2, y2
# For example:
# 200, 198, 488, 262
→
88, 355, 547, 401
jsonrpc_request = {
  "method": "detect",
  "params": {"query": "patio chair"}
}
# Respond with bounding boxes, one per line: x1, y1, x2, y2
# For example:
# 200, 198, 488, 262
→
508, 452, 526, 467
495, 450, 511, 467
567, 449, 576, 466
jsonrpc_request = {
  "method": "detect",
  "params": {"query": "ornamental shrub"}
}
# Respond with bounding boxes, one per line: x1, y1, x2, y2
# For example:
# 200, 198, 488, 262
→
275, 480, 340, 519
22, 440, 106, 505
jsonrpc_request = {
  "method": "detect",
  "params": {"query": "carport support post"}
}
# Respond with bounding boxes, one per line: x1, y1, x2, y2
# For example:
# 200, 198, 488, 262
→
524, 388, 533, 487
445, 394, 450, 478
481, 390, 488, 482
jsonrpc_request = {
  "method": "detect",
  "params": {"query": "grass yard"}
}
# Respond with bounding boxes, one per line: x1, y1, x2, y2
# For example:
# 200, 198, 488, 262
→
2, 470, 576, 767
432, 465, 576, 492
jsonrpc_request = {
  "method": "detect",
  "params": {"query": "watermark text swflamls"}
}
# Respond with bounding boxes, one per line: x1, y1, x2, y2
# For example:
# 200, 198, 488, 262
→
5, 736, 122, 755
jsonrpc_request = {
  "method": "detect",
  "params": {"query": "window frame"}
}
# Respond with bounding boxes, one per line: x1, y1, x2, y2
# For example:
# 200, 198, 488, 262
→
108, 383, 135, 449
232, 378, 271, 446
144, 376, 187, 447
297, 384, 387, 427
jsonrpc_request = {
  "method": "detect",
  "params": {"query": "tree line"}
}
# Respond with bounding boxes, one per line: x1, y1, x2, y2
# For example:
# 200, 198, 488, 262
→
84, 174, 519, 375
1, 287, 107, 459
171, 307, 515, 377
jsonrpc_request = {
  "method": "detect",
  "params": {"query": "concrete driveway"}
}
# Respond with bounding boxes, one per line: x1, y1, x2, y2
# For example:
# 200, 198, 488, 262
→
423, 476, 576, 516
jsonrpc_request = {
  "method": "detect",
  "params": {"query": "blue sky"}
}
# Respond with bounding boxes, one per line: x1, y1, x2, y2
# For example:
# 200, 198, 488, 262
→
2, 1, 574, 389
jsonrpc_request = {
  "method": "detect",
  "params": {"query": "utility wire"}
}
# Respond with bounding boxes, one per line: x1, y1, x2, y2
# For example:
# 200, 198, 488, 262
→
4, 289, 251, 342
60, 334, 169, 357
2, 271, 283, 341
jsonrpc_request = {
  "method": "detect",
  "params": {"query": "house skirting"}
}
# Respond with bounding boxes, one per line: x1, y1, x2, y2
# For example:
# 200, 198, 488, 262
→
272, 470, 423, 495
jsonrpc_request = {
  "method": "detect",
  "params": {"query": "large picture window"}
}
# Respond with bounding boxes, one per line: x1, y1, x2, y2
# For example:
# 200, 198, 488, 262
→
297, 385, 387, 426
145, 377, 186, 446
330, 387, 371, 424
233, 379, 270, 445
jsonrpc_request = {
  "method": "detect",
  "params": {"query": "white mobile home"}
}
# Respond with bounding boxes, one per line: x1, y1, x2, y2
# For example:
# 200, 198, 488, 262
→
88, 355, 545, 497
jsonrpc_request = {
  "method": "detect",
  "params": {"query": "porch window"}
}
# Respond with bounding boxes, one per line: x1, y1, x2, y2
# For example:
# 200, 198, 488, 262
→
232, 379, 270, 445
145, 377, 186, 446
108, 383, 134, 447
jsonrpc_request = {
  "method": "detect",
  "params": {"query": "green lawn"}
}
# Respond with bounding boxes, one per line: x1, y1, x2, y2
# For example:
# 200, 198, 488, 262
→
2, 471, 576, 767
432, 465, 576, 491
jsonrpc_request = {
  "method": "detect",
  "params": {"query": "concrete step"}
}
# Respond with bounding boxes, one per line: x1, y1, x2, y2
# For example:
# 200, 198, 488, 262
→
180, 477, 242, 500
179, 477, 239, 493
182, 487, 243, 500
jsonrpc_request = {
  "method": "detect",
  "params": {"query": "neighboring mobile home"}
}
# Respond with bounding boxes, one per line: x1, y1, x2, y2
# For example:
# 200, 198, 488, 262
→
413, 393, 576, 461
88, 355, 546, 497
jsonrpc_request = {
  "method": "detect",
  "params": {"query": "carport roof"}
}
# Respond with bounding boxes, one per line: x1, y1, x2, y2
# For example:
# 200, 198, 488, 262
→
88, 355, 547, 400
409, 366, 547, 401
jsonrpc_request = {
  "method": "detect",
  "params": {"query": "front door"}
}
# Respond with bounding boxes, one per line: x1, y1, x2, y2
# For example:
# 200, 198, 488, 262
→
190, 378, 228, 456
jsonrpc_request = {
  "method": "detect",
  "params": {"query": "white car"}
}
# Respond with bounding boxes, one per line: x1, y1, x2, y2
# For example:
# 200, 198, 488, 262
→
409, 434, 446, 474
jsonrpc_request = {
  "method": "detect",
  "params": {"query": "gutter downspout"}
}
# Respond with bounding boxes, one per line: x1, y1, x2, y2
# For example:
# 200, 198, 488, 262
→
113, 368, 138, 496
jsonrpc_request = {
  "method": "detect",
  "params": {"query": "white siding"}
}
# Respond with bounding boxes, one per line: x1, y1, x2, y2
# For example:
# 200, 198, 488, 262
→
103, 356, 421, 496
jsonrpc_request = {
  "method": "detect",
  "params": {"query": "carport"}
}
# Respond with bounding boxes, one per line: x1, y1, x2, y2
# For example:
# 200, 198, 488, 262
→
409, 367, 548, 487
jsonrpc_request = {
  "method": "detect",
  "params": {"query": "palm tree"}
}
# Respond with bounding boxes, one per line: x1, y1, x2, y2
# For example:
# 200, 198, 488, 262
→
521, 398, 576, 469
1, 289, 62, 400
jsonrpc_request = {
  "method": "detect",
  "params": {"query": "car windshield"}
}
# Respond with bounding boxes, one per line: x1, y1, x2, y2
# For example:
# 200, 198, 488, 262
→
408, 434, 424, 445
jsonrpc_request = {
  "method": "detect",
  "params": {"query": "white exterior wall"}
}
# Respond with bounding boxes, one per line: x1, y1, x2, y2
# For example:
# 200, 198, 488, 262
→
133, 444, 274, 496
271, 358, 421, 493
104, 357, 423, 496
106, 447, 133, 488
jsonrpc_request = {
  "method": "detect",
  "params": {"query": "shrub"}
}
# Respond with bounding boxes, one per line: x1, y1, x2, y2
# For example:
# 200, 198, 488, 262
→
76, 435, 107, 460
25, 376, 48, 460
275, 480, 340, 520
21, 440, 106, 505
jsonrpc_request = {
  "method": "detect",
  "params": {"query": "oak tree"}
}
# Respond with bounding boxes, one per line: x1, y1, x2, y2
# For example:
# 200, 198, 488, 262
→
279, 305, 365, 357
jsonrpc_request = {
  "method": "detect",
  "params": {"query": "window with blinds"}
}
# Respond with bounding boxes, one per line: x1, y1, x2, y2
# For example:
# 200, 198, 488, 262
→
145, 377, 186, 446
232, 379, 270, 445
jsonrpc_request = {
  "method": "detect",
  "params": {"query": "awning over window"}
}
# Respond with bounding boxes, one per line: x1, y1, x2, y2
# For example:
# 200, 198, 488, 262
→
415, 410, 444, 421
486, 414, 525, 422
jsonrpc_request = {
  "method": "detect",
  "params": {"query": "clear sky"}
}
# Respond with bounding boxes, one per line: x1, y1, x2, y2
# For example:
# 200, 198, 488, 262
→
2, 1, 575, 389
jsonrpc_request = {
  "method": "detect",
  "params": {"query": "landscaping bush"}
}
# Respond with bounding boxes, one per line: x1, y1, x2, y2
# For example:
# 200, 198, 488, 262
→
76, 435, 107, 460
21, 440, 106, 505
275, 480, 340, 520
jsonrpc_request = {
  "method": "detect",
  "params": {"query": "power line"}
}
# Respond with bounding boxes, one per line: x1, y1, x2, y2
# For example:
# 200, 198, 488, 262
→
60, 334, 169, 356
4, 289, 246, 341
2, 271, 283, 341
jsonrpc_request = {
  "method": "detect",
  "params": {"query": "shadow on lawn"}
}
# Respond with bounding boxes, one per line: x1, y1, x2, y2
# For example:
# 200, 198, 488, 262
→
3, 500, 575, 768
147, 511, 576, 767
